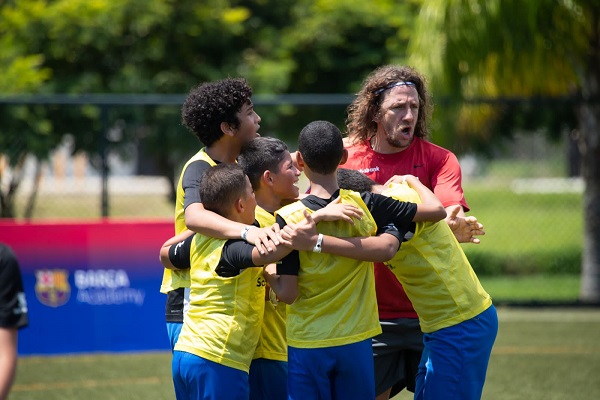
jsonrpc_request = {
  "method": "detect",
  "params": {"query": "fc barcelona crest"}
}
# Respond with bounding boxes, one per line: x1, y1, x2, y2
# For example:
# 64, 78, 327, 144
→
35, 269, 71, 307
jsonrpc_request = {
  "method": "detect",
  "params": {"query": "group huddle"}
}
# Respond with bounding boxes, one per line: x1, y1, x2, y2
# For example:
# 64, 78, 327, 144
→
158, 65, 497, 400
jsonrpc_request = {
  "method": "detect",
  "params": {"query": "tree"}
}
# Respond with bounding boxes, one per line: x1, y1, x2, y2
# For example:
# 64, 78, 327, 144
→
408, 0, 600, 301
0, 0, 422, 217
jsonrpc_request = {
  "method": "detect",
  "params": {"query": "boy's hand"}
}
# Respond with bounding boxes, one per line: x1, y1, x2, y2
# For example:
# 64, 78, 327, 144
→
445, 205, 485, 244
245, 224, 281, 254
384, 174, 419, 186
280, 210, 319, 251
311, 197, 363, 224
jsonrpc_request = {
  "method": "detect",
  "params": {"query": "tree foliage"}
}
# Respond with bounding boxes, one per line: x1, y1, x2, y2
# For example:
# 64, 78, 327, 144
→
408, 0, 600, 301
0, 0, 421, 216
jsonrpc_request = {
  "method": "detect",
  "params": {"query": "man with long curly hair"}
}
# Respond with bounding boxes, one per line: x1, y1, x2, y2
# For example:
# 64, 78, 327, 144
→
343, 65, 484, 400
161, 78, 281, 352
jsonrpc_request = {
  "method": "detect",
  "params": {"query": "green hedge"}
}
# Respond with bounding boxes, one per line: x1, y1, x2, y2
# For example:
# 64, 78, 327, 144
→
464, 247, 581, 276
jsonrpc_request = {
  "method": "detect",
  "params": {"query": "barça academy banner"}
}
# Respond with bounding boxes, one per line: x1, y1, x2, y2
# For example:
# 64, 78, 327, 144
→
0, 220, 174, 355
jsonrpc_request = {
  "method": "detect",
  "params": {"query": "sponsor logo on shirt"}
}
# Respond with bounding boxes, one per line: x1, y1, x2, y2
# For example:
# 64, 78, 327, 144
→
358, 166, 380, 174
14, 292, 28, 315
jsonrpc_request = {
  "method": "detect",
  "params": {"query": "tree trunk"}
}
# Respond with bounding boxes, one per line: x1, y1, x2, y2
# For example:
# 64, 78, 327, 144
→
578, 7, 600, 302
578, 100, 600, 302
0, 152, 27, 218
24, 159, 43, 220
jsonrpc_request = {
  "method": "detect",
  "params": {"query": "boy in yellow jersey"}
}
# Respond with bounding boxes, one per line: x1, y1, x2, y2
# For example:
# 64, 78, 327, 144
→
336, 168, 498, 400
238, 137, 300, 400
238, 136, 375, 400
162, 78, 280, 351
269, 121, 447, 400
160, 163, 296, 400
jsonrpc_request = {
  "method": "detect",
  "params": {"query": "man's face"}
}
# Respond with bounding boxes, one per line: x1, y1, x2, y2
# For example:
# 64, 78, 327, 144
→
234, 101, 261, 145
271, 151, 301, 201
241, 176, 258, 225
376, 85, 420, 151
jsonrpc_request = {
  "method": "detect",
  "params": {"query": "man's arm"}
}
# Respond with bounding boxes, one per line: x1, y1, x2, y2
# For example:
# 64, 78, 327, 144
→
445, 205, 485, 244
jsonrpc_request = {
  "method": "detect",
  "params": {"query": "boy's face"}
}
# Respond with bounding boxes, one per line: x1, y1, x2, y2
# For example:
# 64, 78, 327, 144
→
234, 101, 261, 145
241, 176, 258, 225
270, 151, 301, 201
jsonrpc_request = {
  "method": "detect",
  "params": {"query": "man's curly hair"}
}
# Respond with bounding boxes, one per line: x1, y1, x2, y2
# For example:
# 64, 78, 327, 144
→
182, 78, 253, 147
345, 65, 432, 144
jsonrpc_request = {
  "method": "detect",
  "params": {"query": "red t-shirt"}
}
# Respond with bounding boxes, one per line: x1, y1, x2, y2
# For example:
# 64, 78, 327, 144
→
343, 136, 469, 319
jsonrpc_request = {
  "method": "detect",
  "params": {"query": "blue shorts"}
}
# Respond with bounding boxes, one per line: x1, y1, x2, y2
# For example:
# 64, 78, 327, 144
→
415, 305, 498, 400
287, 339, 375, 400
166, 322, 183, 352
249, 358, 288, 400
172, 350, 249, 400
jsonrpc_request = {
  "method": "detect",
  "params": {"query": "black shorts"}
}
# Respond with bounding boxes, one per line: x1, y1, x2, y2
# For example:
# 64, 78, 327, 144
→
373, 318, 424, 396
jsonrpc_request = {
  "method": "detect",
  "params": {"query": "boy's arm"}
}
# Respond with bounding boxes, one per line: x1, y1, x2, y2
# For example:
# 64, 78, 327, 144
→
402, 175, 446, 222
185, 203, 281, 254
280, 211, 400, 262
263, 263, 298, 304
159, 230, 195, 270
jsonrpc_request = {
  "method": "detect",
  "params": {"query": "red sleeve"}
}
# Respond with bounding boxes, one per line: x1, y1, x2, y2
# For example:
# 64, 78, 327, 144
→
429, 151, 470, 212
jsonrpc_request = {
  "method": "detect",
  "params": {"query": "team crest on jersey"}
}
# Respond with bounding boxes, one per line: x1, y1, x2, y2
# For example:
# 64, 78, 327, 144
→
35, 269, 71, 307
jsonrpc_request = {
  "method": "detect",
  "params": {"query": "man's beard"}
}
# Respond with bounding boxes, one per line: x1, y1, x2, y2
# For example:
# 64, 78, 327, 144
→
385, 133, 412, 149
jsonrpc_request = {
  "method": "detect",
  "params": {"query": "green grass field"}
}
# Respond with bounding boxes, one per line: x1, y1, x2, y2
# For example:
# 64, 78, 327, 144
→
11, 307, 600, 400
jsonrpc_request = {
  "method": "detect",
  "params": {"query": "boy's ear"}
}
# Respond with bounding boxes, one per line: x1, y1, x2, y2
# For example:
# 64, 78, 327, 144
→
234, 197, 245, 214
296, 151, 306, 169
220, 121, 235, 137
263, 170, 274, 185
339, 148, 348, 166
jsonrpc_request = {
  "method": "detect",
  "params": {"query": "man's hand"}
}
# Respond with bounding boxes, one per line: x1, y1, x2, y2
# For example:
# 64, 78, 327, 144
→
244, 224, 281, 254
280, 210, 319, 251
445, 205, 485, 244
311, 197, 363, 224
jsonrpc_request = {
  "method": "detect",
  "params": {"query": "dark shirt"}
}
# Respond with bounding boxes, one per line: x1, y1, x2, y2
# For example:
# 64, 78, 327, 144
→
0, 243, 29, 329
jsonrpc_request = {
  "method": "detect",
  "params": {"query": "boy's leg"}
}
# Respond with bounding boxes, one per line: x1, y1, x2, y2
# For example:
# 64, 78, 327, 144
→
249, 358, 288, 400
414, 305, 498, 400
331, 338, 376, 400
287, 346, 334, 400
172, 350, 250, 400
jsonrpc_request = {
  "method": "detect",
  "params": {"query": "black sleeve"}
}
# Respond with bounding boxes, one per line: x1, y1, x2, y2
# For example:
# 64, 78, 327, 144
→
275, 214, 288, 229
361, 191, 417, 239
0, 244, 29, 329
168, 234, 195, 269
182, 160, 213, 210
273, 214, 299, 275
276, 250, 300, 276
216, 239, 257, 277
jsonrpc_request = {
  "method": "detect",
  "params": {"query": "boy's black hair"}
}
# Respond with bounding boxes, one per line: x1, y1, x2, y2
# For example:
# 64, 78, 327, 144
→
238, 137, 289, 190
298, 120, 344, 174
200, 163, 248, 216
181, 78, 253, 147
337, 168, 377, 193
